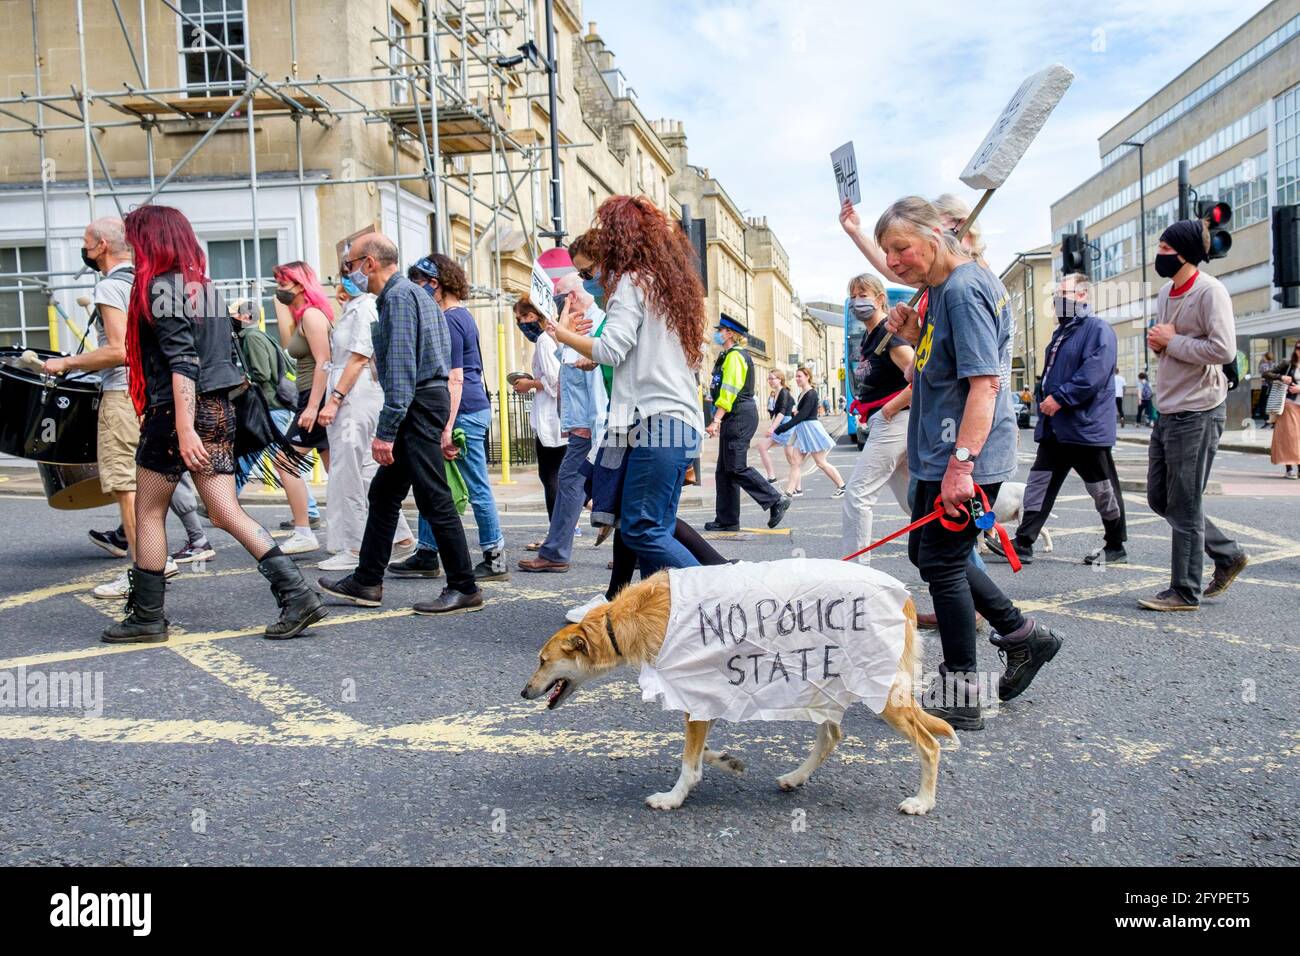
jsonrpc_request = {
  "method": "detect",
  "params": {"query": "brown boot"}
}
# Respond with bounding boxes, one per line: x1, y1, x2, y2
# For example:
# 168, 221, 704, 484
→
517, 556, 570, 573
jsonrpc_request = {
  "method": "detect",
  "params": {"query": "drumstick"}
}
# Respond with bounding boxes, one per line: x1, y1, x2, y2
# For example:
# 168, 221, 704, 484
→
18, 349, 47, 373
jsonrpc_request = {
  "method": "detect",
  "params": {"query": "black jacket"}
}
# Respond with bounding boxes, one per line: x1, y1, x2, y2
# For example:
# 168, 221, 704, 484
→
775, 388, 819, 434
137, 273, 244, 408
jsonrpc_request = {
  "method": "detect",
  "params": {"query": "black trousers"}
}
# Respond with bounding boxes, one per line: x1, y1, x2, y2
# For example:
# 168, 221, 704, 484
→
714, 400, 781, 526
355, 385, 476, 594
1016, 436, 1126, 550
607, 519, 728, 600
535, 437, 565, 520
909, 480, 1024, 675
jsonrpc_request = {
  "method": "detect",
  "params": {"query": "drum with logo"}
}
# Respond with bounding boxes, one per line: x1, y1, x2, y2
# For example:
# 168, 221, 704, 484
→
0, 346, 100, 464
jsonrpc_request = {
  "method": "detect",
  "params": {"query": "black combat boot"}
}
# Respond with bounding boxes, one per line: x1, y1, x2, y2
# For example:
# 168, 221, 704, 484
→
101, 568, 169, 644
258, 554, 327, 640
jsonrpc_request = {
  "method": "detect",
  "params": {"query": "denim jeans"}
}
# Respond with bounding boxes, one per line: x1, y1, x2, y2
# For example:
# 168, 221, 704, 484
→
619, 415, 702, 577
537, 433, 593, 563
235, 406, 318, 518
418, 406, 504, 555
1147, 402, 1243, 603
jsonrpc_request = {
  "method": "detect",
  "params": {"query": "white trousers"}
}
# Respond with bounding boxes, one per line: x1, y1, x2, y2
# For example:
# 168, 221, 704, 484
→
325, 376, 412, 554
840, 409, 911, 564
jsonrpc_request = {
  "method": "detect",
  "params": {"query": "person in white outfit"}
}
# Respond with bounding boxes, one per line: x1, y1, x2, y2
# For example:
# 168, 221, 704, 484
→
316, 278, 414, 571
840, 274, 915, 563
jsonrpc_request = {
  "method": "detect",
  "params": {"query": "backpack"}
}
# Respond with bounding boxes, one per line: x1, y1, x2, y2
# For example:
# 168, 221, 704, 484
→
237, 326, 298, 409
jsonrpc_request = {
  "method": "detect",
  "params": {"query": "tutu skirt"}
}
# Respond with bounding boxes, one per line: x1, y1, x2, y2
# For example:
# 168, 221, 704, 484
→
770, 414, 793, 446
791, 419, 835, 454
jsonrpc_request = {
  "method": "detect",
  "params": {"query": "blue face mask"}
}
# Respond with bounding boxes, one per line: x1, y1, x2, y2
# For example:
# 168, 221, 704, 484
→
341, 276, 363, 297
713, 331, 727, 347
519, 321, 543, 343
421, 282, 437, 299
583, 277, 604, 301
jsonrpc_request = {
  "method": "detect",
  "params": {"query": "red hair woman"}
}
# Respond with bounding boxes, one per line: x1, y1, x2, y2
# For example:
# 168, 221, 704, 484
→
103, 205, 325, 645
548, 195, 708, 576
272, 260, 335, 555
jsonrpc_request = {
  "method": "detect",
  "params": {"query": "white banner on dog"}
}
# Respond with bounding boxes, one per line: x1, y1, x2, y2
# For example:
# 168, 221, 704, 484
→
641, 559, 910, 723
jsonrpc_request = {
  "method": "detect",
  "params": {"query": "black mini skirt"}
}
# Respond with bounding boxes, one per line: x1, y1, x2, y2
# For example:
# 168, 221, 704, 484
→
137, 393, 237, 481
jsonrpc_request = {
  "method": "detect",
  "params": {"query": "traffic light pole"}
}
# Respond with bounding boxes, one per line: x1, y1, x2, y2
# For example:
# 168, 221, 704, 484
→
1122, 140, 1150, 373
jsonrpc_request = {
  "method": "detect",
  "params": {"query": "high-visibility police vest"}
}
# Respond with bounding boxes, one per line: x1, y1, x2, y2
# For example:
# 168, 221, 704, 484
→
709, 344, 754, 407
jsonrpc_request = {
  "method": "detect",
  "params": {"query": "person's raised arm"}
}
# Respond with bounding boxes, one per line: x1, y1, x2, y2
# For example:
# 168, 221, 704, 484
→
840, 198, 904, 285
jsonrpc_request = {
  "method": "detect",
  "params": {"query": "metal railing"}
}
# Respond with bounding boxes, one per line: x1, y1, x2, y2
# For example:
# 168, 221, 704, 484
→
485, 390, 537, 467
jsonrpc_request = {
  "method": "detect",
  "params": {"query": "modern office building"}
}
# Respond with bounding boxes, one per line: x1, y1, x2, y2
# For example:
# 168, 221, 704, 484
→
1049, 0, 1300, 415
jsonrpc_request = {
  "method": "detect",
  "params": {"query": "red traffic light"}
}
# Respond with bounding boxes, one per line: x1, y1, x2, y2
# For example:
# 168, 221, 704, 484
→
1197, 199, 1232, 227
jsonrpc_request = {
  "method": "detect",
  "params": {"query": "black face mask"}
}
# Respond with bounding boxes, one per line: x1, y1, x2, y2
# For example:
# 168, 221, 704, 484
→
274, 289, 297, 305
80, 246, 99, 272
1154, 253, 1183, 280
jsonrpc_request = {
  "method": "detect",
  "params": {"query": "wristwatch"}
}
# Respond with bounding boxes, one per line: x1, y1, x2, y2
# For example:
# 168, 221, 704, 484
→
953, 446, 977, 464
331, 388, 347, 402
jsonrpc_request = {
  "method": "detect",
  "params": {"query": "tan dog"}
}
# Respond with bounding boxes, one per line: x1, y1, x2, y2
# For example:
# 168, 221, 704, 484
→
522, 571, 957, 814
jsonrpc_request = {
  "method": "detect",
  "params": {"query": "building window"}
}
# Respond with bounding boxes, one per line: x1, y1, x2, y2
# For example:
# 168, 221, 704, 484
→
207, 237, 279, 323
178, 0, 248, 98
0, 245, 49, 348
1097, 219, 1136, 280
1277, 84, 1300, 206
389, 8, 413, 105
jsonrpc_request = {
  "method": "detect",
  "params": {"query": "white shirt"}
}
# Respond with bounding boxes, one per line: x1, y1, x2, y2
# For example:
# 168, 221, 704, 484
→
530, 330, 563, 448
1113, 374, 1126, 398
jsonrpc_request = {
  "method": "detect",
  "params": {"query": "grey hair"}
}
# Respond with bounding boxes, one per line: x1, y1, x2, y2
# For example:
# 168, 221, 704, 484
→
873, 196, 968, 259
356, 232, 399, 266
87, 217, 130, 256
931, 193, 986, 259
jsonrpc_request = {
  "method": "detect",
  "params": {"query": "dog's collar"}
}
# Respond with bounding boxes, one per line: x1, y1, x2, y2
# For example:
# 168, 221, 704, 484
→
604, 615, 622, 657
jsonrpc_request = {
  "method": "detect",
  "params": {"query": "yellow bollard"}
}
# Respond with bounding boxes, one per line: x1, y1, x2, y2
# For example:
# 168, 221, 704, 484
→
312, 448, 323, 485
496, 320, 514, 485
47, 303, 59, 351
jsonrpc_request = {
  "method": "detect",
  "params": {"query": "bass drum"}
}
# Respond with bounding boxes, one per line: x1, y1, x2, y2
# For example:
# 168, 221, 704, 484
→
0, 346, 101, 464
37, 461, 114, 510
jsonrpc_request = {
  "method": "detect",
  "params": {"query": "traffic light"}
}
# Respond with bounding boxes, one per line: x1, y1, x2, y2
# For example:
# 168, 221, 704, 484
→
1273, 204, 1300, 308
1197, 199, 1232, 259
1060, 232, 1090, 278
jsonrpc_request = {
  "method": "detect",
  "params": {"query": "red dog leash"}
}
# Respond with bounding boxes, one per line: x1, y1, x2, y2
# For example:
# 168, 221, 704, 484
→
840, 483, 1021, 572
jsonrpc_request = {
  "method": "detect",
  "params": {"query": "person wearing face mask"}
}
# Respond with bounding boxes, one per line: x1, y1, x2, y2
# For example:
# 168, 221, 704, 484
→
271, 261, 335, 555
511, 298, 565, 540
840, 274, 914, 564
318, 232, 483, 615
985, 272, 1127, 567
1138, 220, 1248, 612
393, 255, 505, 580
704, 314, 790, 532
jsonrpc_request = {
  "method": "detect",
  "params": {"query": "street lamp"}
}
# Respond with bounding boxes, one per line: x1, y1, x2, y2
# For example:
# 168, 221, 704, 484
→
1121, 140, 1150, 375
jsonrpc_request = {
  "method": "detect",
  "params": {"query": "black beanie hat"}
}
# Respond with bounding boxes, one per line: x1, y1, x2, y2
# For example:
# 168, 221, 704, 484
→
1160, 219, 1209, 266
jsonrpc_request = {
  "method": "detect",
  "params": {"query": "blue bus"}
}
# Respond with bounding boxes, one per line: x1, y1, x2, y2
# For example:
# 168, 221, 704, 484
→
845, 285, 913, 448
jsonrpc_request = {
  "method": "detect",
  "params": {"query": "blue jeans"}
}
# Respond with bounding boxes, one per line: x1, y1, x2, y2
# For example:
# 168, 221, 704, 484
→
235, 406, 319, 518
619, 415, 701, 577
538, 434, 592, 563
418, 406, 503, 554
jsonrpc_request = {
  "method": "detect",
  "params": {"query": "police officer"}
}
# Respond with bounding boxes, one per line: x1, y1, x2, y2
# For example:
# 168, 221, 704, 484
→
704, 314, 790, 532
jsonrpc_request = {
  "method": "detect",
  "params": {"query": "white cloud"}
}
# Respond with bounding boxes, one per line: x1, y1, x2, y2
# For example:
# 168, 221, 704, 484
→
584, 0, 1273, 301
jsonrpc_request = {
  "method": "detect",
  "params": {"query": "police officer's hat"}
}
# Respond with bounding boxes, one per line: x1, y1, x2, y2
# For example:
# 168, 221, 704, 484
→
716, 313, 748, 335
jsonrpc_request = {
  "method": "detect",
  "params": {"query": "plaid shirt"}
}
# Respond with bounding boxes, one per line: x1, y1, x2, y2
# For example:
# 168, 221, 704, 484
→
373, 272, 451, 441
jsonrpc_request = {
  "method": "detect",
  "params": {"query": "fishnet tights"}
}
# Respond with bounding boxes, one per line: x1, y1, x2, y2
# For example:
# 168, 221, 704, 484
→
134, 467, 276, 571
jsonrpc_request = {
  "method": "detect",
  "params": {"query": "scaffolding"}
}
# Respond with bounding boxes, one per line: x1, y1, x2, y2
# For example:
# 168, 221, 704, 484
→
0, 0, 568, 479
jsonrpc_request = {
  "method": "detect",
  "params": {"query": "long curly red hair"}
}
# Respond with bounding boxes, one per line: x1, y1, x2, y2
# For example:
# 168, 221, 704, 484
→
590, 196, 705, 369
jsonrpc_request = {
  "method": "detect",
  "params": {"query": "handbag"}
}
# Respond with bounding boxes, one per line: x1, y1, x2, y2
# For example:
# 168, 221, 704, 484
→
1266, 380, 1288, 416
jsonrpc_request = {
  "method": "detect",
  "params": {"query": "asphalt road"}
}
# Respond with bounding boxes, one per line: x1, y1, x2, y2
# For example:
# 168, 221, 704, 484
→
0, 433, 1295, 866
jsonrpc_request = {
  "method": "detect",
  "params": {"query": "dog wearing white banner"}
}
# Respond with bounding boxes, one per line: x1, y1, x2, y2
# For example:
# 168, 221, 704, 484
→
523, 559, 958, 814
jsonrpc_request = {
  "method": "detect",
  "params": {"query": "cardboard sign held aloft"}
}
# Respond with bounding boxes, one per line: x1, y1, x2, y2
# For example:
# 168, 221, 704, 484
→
830, 141, 861, 206
960, 64, 1074, 190
528, 258, 557, 322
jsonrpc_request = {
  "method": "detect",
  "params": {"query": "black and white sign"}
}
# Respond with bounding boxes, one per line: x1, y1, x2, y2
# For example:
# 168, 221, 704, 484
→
831, 141, 861, 206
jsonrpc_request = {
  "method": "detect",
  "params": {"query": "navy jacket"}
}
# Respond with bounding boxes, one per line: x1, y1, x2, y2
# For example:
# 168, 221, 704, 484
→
1036, 312, 1117, 447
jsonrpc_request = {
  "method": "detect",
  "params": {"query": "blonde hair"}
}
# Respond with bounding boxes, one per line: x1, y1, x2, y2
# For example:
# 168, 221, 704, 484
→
932, 192, 986, 259
848, 273, 886, 301
873, 196, 969, 260
768, 368, 788, 386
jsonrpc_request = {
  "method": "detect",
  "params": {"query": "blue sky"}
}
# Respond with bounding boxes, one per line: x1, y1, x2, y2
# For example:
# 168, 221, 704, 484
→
585, 0, 1273, 301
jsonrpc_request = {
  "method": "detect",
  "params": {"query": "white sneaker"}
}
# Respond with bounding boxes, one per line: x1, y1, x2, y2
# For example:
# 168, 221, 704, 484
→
94, 562, 179, 600
93, 571, 130, 600
389, 539, 417, 564
281, 530, 320, 555
565, 594, 608, 624
319, 551, 360, 572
